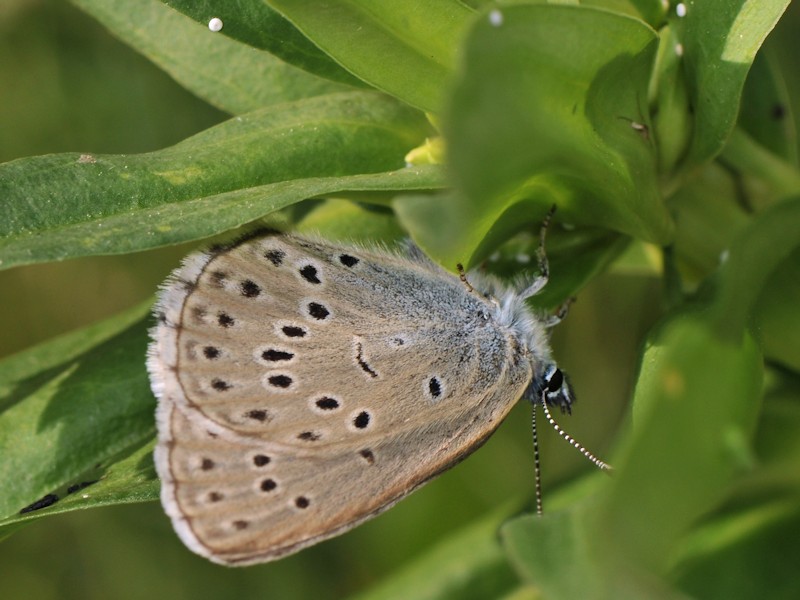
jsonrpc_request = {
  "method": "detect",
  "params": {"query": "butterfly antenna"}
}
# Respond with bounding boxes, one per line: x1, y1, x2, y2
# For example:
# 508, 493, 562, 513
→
540, 400, 613, 472
531, 405, 544, 516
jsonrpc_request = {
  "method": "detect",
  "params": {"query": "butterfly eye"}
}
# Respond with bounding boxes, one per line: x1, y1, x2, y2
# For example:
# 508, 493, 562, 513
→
545, 367, 563, 393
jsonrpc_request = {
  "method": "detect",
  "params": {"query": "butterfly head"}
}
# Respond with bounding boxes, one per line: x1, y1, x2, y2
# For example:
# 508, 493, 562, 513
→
533, 363, 574, 415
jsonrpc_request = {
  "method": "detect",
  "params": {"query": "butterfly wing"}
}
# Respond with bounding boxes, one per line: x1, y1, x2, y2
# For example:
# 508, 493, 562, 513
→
149, 232, 532, 564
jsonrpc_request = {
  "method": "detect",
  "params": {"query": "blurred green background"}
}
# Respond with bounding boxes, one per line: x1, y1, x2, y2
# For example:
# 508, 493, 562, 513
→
1, 1, 798, 598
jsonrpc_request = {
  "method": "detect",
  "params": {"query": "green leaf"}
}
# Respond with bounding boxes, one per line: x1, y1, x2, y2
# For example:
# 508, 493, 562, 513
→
0, 440, 159, 537
666, 373, 800, 597
602, 316, 762, 568
72, 0, 351, 115
588, 203, 800, 577
503, 314, 762, 598
0, 303, 156, 524
0, 92, 435, 269
266, 0, 475, 112
161, 0, 364, 87
400, 4, 671, 270
673, 0, 790, 167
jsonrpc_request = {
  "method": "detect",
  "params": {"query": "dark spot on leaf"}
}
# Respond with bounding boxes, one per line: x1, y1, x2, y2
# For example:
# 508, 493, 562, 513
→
20, 494, 59, 514
67, 481, 97, 494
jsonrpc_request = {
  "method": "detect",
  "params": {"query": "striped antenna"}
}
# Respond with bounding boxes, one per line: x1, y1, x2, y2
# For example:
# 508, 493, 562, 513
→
531, 405, 544, 515
540, 400, 613, 472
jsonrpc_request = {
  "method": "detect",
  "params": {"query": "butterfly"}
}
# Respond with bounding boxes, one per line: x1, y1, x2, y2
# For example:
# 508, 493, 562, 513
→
147, 207, 610, 565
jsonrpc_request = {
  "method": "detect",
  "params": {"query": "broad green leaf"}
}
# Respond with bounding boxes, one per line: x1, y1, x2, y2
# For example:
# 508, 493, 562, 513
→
599, 316, 762, 569
502, 314, 762, 598
672, 0, 790, 167
401, 4, 671, 270
161, 0, 364, 86
0, 303, 155, 522
0, 440, 159, 537
589, 202, 800, 576
0, 92, 435, 269
667, 371, 800, 596
72, 0, 352, 114
0, 165, 443, 271
267, 0, 475, 112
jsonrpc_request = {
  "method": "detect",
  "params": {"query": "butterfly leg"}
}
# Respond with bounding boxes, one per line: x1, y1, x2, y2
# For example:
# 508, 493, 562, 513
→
520, 205, 557, 299
541, 296, 575, 329
456, 263, 474, 293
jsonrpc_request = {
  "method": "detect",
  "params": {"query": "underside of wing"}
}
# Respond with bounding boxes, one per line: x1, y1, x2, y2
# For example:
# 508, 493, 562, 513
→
149, 232, 533, 563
